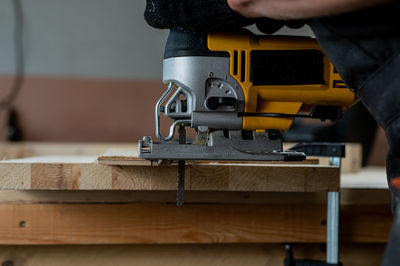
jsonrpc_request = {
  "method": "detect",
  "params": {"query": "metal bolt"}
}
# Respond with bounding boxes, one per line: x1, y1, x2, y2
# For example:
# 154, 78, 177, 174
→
142, 136, 152, 142
197, 126, 208, 132
209, 72, 214, 77
19, 221, 26, 228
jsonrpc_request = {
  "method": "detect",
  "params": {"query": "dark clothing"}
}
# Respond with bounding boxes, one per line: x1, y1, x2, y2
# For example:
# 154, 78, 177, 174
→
309, 2, 400, 149
308, 1, 400, 207
309, 3, 400, 265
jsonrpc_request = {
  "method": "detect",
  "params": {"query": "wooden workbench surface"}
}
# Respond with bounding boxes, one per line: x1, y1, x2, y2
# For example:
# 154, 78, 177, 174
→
0, 142, 391, 247
0, 155, 339, 191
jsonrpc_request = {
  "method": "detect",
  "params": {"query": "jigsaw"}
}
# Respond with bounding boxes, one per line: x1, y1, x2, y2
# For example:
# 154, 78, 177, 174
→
138, 29, 357, 205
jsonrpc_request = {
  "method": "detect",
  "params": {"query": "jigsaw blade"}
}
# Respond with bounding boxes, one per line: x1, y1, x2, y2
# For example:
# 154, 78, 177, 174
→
176, 126, 186, 206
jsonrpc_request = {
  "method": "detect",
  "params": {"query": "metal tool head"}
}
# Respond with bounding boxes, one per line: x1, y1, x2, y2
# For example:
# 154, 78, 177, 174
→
139, 130, 306, 162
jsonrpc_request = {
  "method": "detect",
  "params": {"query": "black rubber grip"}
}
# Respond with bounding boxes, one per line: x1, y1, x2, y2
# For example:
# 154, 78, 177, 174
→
164, 30, 229, 59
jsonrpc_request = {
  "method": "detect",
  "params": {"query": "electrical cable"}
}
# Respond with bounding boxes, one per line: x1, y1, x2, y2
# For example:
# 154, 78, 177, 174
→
0, 0, 24, 110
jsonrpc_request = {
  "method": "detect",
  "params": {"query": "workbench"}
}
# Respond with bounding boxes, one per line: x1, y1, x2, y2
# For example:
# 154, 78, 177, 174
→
0, 142, 392, 266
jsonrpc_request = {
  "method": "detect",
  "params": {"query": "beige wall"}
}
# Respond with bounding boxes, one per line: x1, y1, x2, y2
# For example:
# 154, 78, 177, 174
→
0, 76, 165, 142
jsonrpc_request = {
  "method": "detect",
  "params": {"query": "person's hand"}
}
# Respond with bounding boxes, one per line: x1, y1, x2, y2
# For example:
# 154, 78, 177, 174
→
227, 0, 392, 20
144, 0, 298, 34
255, 18, 304, 34
144, 0, 253, 32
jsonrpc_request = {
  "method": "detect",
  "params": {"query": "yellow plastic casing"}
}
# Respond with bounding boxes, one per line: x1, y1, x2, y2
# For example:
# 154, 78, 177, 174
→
207, 31, 358, 132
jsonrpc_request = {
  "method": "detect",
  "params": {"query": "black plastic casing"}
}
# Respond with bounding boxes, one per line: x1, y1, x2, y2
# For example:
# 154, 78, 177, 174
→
164, 30, 229, 59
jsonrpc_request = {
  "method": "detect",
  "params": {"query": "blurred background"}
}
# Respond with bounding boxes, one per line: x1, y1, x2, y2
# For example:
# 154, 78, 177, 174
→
0, 0, 167, 142
0, 0, 387, 165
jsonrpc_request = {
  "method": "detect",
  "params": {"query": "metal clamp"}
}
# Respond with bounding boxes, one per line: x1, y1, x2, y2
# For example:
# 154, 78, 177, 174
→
327, 156, 341, 265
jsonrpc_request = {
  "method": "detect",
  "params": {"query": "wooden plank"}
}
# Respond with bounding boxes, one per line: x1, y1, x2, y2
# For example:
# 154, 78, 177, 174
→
0, 142, 137, 160
98, 148, 153, 166
0, 189, 391, 205
342, 143, 363, 173
341, 166, 387, 189
341, 204, 392, 243
0, 203, 390, 245
0, 157, 339, 192
0, 243, 386, 266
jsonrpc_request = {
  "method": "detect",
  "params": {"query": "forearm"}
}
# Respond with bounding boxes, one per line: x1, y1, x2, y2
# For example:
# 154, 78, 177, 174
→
227, 0, 395, 20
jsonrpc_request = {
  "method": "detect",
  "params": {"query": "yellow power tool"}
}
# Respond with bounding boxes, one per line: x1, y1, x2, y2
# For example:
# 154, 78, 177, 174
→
139, 29, 357, 162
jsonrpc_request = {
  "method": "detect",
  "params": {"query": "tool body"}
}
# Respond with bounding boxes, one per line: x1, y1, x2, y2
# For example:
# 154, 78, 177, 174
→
139, 30, 357, 162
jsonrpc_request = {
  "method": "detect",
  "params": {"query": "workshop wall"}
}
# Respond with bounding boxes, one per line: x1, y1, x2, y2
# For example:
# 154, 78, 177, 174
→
0, 0, 167, 142
0, 0, 167, 80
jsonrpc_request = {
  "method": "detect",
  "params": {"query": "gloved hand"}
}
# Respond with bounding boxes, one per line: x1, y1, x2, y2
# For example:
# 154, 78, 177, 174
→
144, 0, 303, 34
144, 0, 253, 32
255, 18, 304, 34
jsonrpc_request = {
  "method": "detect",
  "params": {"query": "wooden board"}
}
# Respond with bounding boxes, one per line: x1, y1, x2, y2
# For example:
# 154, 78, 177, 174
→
0, 188, 391, 206
0, 142, 137, 160
0, 156, 339, 192
0, 203, 391, 245
341, 167, 387, 189
98, 148, 152, 166
0, 243, 386, 266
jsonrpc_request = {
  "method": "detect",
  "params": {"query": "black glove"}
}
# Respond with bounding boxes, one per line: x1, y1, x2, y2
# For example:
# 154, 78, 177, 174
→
255, 18, 305, 34
144, 0, 301, 34
144, 0, 253, 32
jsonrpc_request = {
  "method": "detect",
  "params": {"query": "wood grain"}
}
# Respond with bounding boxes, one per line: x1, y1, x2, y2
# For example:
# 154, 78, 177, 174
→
0, 203, 390, 245
0, 189, 391, 205
0, 157, 340, 192
0, 142, 138, 161
0, 244, 386, 266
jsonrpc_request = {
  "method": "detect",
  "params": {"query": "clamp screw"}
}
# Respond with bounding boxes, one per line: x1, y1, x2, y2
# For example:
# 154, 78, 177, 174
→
142, 136, 152, 142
